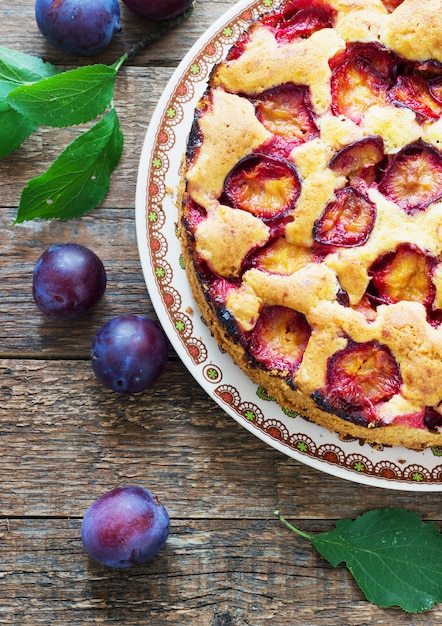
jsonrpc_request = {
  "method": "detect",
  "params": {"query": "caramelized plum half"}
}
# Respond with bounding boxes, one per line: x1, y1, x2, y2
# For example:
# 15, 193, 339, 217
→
254, 83, 318, 144
313, 187, 376, 247
378, 140, 442, 214
391, 75, 442, 121
330, 42, 397, 80
331, 58, 390, 121
369, 243, 436, 307
330, 43, 396, 122
329, 136, 384, 184
224, 154, 301, 219
248, 305, 310, 374
261, 0, 335, 44
325, 341, 402, 420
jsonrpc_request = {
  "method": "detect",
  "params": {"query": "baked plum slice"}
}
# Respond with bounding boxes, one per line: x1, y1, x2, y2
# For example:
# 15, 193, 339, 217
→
225, 31, 250, 61
330, 42, 397, 122
368, 243, 436, 307
381, 0, 404, 11
247, 305, 310, 374
182, 197, 207, 233
424, 407, 442, 431
261, 0, 335, 44
390, 75, 442, 121
313, 187, 376, 247
249, 237, 318, 275
378, 140, 442, 214
207, 277, 245, 340
330, 42, 397, 81
329, 136, 384, 185
325, 341, 402, 422
429, 77, 442, 104
331, 58, 390, 121
224, 154, 301, 219
254, 83, 318, 144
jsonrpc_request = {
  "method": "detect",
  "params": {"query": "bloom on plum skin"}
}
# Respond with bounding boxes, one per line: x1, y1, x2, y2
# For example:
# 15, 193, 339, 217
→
81, 485, 170, 568
32, 243, 107, 321
35, 0, 121, 56
91, 315, 168, 393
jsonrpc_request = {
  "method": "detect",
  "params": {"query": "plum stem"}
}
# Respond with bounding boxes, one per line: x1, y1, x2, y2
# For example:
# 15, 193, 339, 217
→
274, 510, 312, 540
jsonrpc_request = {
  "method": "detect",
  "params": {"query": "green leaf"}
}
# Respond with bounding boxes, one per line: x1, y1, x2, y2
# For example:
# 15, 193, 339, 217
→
0, 45, 60, 84
276, 508, 442, 614
15, 108, 123, 223
7, 64, 117, 127
0, 79, 37, 157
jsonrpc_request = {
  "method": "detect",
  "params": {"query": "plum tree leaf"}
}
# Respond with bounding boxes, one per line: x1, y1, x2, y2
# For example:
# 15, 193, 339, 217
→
0, 46, 60, 155
0, 5, 196, 219
276, 508, 442, 614
0, 79, 37, 157
15, 108, 123, 223
7, 64, 118, 127
0, 45, 60, 84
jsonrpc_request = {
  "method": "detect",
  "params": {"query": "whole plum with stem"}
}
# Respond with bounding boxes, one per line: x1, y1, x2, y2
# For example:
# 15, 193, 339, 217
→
91, 314, 168, 393
81, 485, 170, 568
35, 0, 121, 56
33, 243, 107, 321
122, 0, 195, 20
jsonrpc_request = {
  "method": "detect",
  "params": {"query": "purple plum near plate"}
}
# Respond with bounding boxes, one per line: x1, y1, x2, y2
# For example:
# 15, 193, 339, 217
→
81, 485, 170, 568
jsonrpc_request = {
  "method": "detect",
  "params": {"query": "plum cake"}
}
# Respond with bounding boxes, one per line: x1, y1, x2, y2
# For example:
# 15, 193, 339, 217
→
178, 0, 442, 450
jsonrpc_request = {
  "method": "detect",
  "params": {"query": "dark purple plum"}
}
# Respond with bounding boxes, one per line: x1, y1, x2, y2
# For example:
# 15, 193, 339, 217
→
91, 315, 168, 393
121, 0, 194, 20
81, 485, 170, 568
35, 0, 121, 56
33, 243, 107, 321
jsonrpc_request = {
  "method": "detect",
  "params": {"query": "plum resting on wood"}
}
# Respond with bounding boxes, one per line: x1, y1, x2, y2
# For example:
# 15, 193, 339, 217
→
91, 315, 168, 393
32, 243, 107, 321
35, 0, 121, 56
81, 486, 170, 568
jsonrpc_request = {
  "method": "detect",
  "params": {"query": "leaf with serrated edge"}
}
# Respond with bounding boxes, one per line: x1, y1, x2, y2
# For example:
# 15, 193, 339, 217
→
0, 45, 60, 84
7, 64, 117, 127
15, 108, 123, 223
0, 79, 37, 157
309, 508, 442, 613
0, 107, 37, 158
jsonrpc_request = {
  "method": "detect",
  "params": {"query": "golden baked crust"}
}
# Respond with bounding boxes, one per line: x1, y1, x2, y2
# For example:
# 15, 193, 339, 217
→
380, 0, 442, 63
179, 0, 442, 450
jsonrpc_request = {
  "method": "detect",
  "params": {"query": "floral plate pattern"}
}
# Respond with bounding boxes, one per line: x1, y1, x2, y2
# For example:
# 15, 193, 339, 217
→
135, 0, 442, 491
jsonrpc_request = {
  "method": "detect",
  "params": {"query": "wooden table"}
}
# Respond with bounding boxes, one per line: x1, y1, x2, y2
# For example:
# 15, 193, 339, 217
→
1, 2, 442, 624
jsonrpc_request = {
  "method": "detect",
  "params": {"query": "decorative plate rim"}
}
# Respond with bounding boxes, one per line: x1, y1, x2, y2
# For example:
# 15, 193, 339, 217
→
135, 0, 442, 491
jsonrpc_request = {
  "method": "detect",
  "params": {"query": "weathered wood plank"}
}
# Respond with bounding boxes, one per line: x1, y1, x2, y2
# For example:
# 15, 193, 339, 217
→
1, 358, 441, 521
0, 2, 234, 63
0, 206, 159, 357
0, 517, 440, 626
2, 2, 442, 623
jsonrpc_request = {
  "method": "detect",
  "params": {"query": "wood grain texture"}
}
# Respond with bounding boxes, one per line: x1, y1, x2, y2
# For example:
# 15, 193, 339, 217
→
1, 1, 442, 624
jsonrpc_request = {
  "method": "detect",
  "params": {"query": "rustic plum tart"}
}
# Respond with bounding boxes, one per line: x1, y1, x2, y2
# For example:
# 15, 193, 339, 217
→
178, 0, 442, 450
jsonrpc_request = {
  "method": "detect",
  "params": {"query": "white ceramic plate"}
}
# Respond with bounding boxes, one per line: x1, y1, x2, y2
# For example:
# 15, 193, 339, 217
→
135, 0, 442, 491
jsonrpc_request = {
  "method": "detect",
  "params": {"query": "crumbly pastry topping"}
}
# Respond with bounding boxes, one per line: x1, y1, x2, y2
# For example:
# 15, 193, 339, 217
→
180, 0, 442, 448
